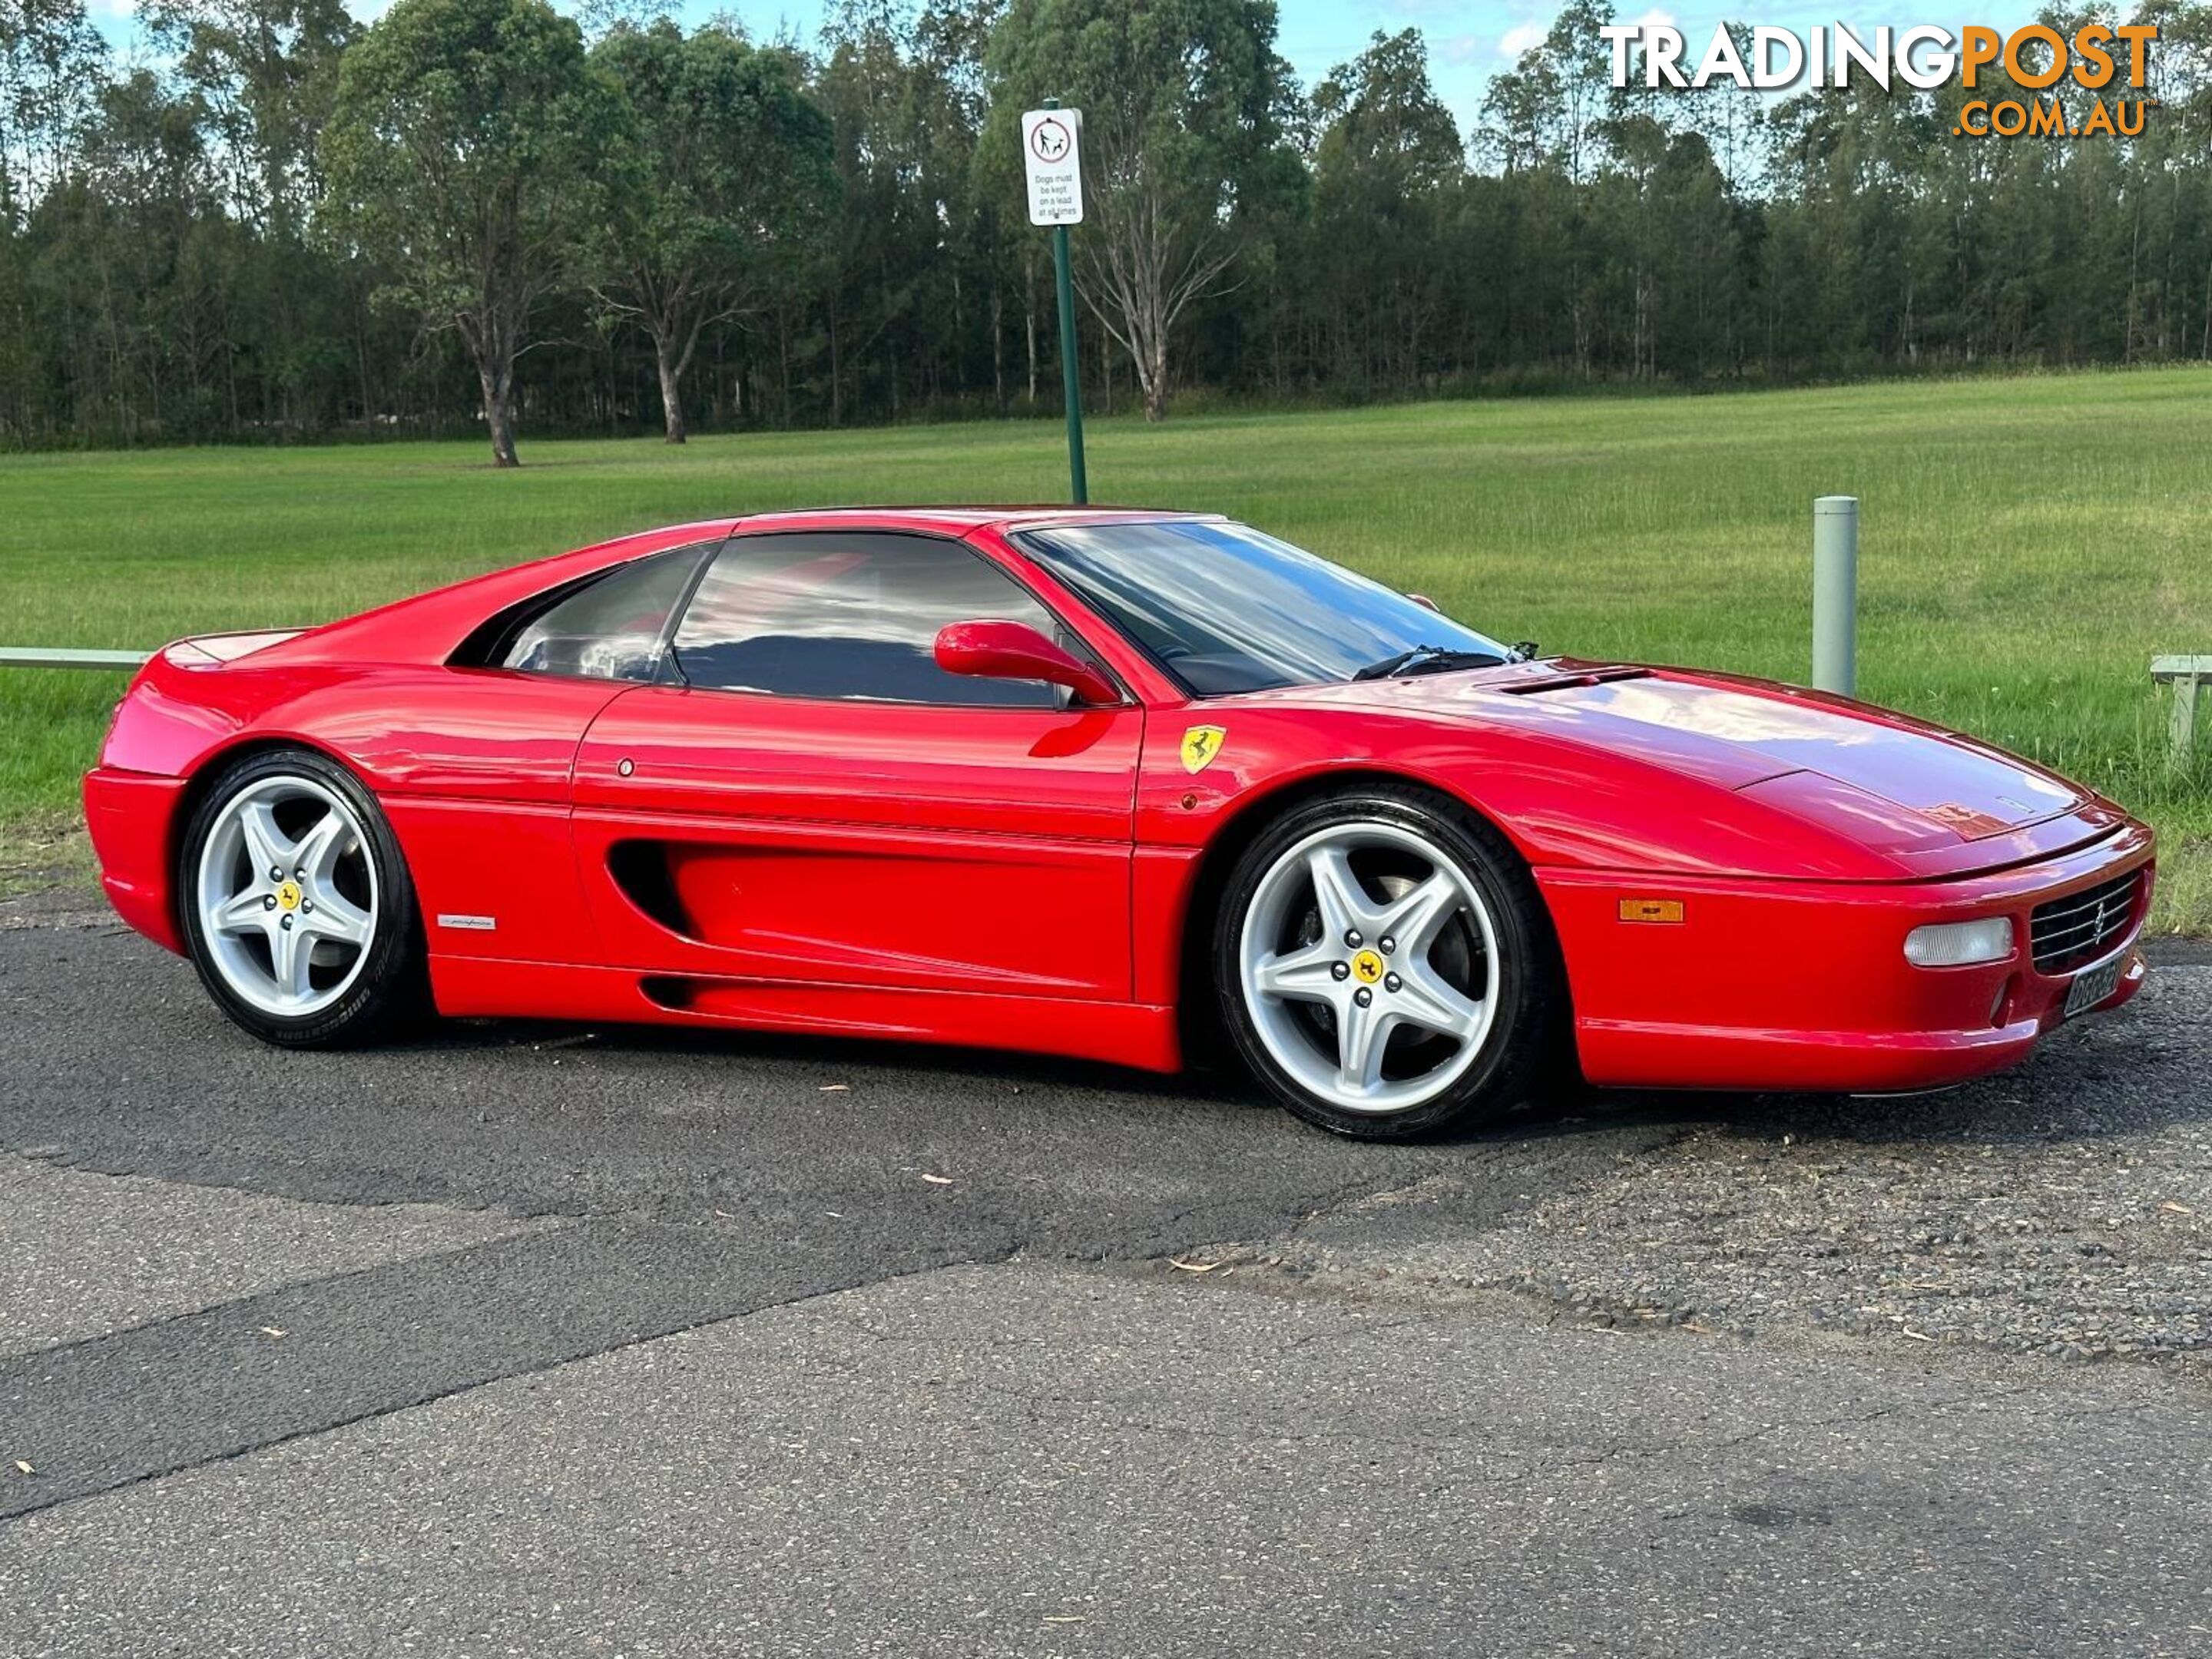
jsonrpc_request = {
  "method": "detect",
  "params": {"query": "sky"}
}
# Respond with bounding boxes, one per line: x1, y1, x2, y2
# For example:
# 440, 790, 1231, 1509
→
653, 0, 1786, 127
88, 0, 2048, 135
667, 0, 2048, 130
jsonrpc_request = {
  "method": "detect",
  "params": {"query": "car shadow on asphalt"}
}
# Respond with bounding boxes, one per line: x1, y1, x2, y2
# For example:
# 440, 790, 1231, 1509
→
320, 943, 2205, 1155
379, 1014, 2154, 1156
1588, 1021, 2194, 1151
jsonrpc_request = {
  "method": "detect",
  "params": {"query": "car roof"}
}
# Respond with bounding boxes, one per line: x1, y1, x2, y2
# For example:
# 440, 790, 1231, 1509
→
728, 505, 1225, 537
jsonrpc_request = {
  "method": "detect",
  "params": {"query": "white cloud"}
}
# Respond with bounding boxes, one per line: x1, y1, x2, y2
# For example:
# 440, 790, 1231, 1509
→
1498, 22, 1547, 58
1436, 33, 1484, 66
1634, 8, 1677, 26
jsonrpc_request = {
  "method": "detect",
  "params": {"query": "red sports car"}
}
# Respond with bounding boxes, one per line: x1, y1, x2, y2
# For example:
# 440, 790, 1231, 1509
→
84, 508, 2154, 1138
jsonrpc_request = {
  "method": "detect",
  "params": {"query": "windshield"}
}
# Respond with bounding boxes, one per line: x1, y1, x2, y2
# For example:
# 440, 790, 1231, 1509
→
1014, 518, 1510, 696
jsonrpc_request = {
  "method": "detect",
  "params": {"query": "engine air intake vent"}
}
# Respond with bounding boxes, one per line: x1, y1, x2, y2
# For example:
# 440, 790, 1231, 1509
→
1491, 667, 1651, 696
608, 840, 695, 938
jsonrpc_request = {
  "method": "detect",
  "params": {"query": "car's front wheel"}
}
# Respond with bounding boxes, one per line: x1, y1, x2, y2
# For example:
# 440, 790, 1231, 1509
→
178, 748, 426, 1047
1214, 787, 1565, 1139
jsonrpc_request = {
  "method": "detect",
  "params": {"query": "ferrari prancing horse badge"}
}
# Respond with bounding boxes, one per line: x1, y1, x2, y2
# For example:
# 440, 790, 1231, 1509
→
1181, 724, 1227, 774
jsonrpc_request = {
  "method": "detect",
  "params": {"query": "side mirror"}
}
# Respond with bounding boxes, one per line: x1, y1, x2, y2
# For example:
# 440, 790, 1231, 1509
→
934, 619, 1118, 706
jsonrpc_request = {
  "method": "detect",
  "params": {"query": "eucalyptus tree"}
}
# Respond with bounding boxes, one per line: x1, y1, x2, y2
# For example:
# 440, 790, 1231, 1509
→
138, 0, 354, 432
18, 0, 2212, 447
1310, 29, 1462, 385
913, 0, 1008, 412
1477, 47, 1568, 176
984, 0, 1298, 420
591, 21, 835, 442
1542, 0, 1618, 185
2, 0, 108, 439
141, 0, 354, 233
320, 0, 609, 465
2, 0, 105, 204
815, 0, 995, 425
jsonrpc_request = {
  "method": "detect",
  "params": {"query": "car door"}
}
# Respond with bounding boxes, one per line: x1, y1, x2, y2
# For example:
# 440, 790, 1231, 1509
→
570, 529, 1144, 1001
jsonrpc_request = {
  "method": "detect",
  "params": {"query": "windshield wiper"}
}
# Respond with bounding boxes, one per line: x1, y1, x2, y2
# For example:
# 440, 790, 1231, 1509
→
1351, 644, 1510, 681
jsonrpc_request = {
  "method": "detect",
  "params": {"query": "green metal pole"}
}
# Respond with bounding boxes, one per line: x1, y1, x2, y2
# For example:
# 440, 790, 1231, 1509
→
1045, 101, 1087, 505
1052, 227, 1088, 504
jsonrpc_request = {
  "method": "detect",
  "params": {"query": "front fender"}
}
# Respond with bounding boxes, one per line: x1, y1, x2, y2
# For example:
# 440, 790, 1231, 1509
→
1124, 703, 1904, 1015
1134, 704, 1906, 882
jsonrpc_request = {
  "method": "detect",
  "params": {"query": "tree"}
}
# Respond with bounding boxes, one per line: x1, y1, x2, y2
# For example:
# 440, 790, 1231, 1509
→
591, 22, 834, 443
1541, 0, 1616, 185
18, 0, 2212, 448
1311, 30, 1462, 384
320, 0, 608, 465
2, 0, 106, 216
141, 0, 354, 233
984, 0, 1296, 420
815, 0, 983, 426
2, 0, 108, 441
138, 0, 353, 432
1477, 48, 1566, 176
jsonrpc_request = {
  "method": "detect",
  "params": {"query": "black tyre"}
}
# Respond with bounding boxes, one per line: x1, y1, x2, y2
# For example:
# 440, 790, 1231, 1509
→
177, 747, 428, 1047
1212, 784, 1565, 1139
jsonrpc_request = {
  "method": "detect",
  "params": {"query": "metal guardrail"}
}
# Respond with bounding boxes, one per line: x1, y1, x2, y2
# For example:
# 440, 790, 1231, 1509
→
0, 647, 151, 669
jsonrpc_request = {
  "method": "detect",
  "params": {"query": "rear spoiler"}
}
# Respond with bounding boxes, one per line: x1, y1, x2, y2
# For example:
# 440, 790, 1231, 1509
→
163, 630, 306, 667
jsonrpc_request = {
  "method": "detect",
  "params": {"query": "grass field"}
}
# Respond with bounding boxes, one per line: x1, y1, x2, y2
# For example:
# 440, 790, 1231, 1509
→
3, 368, 2209, 928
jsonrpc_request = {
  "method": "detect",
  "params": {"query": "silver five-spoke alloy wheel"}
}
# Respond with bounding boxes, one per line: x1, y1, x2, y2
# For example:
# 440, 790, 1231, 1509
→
194, 773, 379, 1018
1238, 820, 1500, 1114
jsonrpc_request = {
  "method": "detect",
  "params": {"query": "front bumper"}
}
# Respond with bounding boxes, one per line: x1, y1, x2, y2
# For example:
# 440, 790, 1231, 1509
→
1541, 823, 2155, 1092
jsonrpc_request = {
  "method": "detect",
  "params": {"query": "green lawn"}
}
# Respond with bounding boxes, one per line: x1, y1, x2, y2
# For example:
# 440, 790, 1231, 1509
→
4, 368, 2209, 929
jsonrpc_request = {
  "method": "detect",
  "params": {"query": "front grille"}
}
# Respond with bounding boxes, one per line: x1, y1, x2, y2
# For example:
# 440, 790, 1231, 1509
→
2030, 871, 2141, 975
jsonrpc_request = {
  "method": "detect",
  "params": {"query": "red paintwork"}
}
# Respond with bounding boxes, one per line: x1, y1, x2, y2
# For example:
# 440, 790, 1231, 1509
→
83, 507, 2155, 1095
569, 686, 1143, 1002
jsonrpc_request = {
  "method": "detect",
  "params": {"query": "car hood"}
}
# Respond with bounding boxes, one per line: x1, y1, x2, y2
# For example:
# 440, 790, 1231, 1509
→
1257, 659, 2094, 848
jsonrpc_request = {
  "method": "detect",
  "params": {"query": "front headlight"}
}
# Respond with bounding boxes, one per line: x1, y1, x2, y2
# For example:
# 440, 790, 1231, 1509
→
1904, 916, 2015, 968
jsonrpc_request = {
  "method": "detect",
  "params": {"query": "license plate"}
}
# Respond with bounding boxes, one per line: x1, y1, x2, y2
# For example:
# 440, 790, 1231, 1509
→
2063, 954, 2126, 1019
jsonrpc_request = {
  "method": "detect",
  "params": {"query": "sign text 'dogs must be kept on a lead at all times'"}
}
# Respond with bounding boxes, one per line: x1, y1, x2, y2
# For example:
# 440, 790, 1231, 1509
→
1022, 108, 1083, 226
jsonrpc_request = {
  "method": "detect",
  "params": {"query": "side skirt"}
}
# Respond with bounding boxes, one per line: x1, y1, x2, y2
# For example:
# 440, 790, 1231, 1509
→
426, 954, 1185, 1075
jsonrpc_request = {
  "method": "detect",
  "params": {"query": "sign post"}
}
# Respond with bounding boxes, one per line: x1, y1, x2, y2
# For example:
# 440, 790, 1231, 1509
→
1022, 102, 1087, 505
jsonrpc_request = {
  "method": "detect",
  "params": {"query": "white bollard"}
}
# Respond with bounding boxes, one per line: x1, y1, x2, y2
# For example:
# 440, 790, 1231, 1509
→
1813, 495, 1858, 697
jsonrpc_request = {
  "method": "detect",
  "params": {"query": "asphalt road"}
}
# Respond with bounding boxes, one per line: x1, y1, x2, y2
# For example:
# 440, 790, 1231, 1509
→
3, 893, 2210, 1656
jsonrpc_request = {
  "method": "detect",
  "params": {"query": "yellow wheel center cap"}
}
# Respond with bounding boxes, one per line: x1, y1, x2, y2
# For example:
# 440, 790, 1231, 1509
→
1351, 949, 1385, 985
276, 880, 303, 912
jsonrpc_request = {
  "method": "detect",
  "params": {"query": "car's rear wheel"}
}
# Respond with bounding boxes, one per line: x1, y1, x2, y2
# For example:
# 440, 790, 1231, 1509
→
1213, 787, 1564, 1139
179, 748, 426, 1047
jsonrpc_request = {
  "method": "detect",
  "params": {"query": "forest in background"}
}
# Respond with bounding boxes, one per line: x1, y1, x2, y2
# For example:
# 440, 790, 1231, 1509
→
6, 0, 2212, 455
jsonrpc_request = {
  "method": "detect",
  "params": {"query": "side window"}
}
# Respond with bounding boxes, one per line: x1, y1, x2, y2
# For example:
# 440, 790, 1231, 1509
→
498, 545, 709, 681
668, 532, 1071, 707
